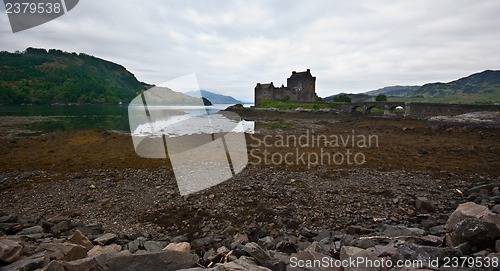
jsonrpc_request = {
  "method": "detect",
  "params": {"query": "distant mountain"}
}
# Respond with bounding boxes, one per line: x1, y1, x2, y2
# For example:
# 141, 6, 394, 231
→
410, 70, 500, 102
365, 85, 421, 97
186, 90, 243, 104
0, 48, 151, 105
140, 86, 212, 106
322, 70, 500, 104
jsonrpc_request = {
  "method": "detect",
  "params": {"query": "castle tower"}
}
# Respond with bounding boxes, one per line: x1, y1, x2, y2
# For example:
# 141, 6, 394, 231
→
254, 82, 276, 106
254, 69, 318, 105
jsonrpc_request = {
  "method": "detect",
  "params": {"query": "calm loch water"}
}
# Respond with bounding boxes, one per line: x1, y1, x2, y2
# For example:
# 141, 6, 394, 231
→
0, 105, 131, 133
0, 104, 244, 135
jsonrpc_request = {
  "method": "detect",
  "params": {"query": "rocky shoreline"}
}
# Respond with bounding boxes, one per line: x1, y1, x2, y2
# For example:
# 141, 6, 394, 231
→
1, 199, 500, 270
1, 167, 500, 270
1, 112, 499, 270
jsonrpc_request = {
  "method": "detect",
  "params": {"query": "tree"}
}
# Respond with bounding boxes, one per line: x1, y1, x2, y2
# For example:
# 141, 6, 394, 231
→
375, 94, 387, 101
333, 94, 351, 103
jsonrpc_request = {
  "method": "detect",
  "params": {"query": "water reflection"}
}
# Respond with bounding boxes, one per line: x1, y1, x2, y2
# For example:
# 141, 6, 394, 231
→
0, 105, 255, 135
130, 106, 254, 137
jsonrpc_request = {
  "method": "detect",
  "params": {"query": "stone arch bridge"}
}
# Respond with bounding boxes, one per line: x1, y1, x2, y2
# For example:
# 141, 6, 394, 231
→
332, 102, 500, 117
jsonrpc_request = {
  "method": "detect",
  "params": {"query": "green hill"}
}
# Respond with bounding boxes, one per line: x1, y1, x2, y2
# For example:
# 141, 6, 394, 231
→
0, 47, 151, 105
323, 70, 500, 104
407, 70, 500, 103
364, 85, 421, 97
140, 86, 212, 106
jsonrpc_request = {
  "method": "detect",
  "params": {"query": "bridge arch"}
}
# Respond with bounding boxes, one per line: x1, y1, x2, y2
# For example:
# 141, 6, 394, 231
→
365, 104, 385, 114
345, 102, 408, 115
387, 104, 406, 114
333, 102, 500, 117
351, 105, 364, 113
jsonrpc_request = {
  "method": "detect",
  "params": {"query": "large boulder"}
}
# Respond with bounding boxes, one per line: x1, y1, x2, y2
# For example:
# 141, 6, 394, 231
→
16, 225, 44, 236
88, 244, 122, 258
178, 256, 272, 271
66, 258, 99, 271
50, 221, 71, 235
0, 239, 23, 263
163, 242, 191, 253
67, 229, 94, 251
3, 251, 46, 271
93, 233, 117, 246
446, 218, 500, 247
36, 243, 87, 262
394, 243, 462, 268
339, 246, 364, 261
242, 242, 271, 266
143, 241, 164, 252
41, 260, 65, 271
39, 250, 198, 271
445, 202, 500, 247
95, 250, 199, 271
446, 202, 500, 231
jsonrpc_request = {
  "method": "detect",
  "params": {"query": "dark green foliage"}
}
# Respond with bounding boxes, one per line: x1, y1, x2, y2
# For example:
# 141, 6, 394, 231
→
333, 94, 352, 103
324, 93, 371, 103
0, 48, 151, 105
365, 86, 420, 97
375, 94, 387, 101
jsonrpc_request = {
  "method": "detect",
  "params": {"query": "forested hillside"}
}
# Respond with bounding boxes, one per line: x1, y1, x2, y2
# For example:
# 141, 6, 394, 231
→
409, 70, 500, 103
0, 48, 151, 104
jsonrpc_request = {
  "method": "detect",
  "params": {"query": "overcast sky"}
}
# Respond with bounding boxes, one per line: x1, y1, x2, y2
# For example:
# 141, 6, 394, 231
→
1, 0, 499, 102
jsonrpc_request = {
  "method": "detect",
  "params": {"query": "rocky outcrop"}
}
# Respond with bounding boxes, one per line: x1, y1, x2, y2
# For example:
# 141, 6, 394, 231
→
0, 239, 22, 263
446, 202, 500, 249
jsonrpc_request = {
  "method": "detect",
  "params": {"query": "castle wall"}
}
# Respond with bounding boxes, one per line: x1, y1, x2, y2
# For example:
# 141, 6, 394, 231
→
255, 70, 318, 105
254, 85, 274, 106
287, 78, 315, 100
272, 88, 286, 101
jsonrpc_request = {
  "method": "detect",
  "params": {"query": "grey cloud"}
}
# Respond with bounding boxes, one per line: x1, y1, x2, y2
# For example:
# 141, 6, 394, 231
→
1, 0, 499, 101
